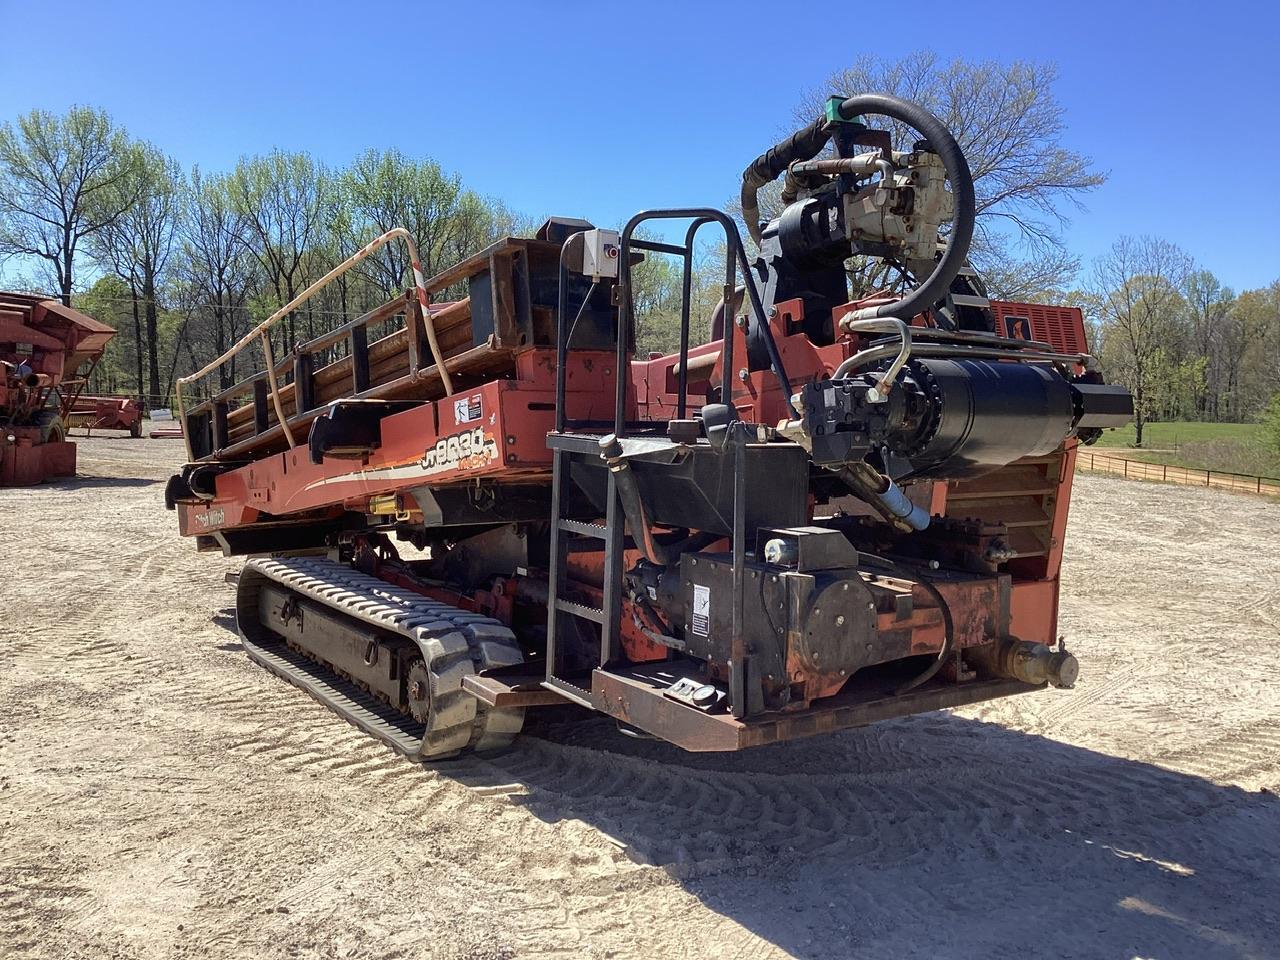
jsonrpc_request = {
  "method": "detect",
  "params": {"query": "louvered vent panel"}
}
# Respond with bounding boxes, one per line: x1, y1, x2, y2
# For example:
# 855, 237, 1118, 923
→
990, 301, 1089, 354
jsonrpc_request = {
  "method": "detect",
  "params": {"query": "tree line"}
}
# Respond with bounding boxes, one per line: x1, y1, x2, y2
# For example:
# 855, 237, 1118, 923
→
0, 106, 526, 407
2, 56, 1278, 456
1084, 237, 1280, 446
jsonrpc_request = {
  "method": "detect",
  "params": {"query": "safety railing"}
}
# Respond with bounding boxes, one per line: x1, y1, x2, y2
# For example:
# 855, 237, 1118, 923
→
1077, 450, 1280, 497
174, 227, 453, 462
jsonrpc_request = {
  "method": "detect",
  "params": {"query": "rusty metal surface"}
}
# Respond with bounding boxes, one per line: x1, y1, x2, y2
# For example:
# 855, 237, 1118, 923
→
590, 665, 1039, 752
2, 291, 115, 485
462, 673, 569, 708
65, 395, 143, 433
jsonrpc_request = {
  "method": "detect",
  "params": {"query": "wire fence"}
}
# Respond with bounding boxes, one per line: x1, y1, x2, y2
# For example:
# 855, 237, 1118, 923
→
1077, 450, 1280, 498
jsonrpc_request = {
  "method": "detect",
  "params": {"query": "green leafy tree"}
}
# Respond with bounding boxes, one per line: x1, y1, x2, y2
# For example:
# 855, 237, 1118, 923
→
230, 151, 330, 347
91, 142, 183, 403
1182, 270, 1235, 419
0, 106, 142, 303
343, 149, 464, 297
1264, 393, 1280, 456
629, 234, 728, 357
75, 274, 136, 394
1092, 236, 1192, 446
1232, 283, 1280, 418
179, 168, 258, 389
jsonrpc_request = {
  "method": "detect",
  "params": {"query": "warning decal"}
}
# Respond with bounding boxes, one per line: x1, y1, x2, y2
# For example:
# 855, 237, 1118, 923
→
454, 394, 483, 424
692, 584, 711, 636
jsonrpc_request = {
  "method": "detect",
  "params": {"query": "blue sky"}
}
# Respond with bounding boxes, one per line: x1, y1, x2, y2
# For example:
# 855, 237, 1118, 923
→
1, 0, 1277, 292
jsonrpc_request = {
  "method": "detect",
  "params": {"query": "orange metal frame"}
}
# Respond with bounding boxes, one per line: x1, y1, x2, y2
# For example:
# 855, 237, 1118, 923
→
177, 288, 1089, 680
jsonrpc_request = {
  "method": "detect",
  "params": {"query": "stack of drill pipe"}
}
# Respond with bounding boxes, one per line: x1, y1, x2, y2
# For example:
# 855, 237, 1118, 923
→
189, 237, 562, 461
215, 293, 514, 457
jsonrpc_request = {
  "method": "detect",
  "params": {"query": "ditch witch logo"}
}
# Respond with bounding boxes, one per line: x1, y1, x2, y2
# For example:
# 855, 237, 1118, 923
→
419, 427, 500, 476
193, 507, 226, 529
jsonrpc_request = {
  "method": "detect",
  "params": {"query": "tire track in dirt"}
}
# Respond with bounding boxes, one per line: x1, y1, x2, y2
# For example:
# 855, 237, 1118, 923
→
448, 719, 1260, 877
1156, 718, 1280, 788
6, 442, 1280, 960
0, 864, 96, 956
1035, 662, 1145, 724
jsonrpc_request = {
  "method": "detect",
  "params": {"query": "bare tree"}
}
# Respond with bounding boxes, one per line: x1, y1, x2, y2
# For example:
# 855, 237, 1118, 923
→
782, 53, 1103, 297
0, 107, 142, 303
975, 244, 1081, 302
92, 143, 182, 403
180, 168, 257, 389
1091, 236, 1192, 446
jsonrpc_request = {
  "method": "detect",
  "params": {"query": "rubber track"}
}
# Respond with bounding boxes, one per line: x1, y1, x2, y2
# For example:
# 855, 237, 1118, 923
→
236, 556, 523, 760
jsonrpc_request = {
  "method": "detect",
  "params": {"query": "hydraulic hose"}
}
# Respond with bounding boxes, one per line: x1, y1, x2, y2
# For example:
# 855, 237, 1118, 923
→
860, 552, 955, 695
832, 341, 1092, 381
836, 461, 930, 532
738, 94, 976, 325
841, 318, 911, 402
895, 571, 954, 694
740, 117, 832, 246
834, 94, 974, 325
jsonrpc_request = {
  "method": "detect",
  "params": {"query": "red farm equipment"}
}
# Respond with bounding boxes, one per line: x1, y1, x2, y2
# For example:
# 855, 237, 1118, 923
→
65, 394, 144, 437
166, 94, 1131, 759
1, 292, 116, 486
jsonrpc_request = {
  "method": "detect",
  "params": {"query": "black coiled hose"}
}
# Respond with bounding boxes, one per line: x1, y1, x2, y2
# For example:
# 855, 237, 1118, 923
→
739, 116, 832, 244
739, 93, 976, 324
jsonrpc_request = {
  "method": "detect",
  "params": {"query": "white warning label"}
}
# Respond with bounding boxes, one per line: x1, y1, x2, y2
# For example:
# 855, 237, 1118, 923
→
692, 583, 711, 636
454, 394, 483, 423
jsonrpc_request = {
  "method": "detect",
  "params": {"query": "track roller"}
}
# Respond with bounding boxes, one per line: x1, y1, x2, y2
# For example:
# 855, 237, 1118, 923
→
235, 556, 524, 759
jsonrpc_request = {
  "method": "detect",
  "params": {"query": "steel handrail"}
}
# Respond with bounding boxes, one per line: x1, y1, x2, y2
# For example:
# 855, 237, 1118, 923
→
175, 227, 453, 461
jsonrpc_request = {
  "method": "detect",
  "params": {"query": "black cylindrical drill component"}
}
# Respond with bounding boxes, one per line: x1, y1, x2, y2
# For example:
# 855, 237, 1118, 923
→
888, 358, 1075, 480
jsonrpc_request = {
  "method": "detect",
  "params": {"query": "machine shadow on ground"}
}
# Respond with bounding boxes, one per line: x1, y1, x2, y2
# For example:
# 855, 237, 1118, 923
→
444, 712, 1280, 959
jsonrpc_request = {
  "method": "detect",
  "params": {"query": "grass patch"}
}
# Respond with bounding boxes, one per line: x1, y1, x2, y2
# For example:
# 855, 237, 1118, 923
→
1091, 421, 1280, 478
1093, 421, 1263, 449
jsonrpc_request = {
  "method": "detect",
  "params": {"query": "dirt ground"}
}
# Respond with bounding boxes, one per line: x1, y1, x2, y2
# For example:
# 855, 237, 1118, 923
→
2, 434, 1279, 960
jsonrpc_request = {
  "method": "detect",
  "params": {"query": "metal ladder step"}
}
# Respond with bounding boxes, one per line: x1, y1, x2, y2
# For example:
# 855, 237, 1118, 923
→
554, 598, 606, 624
558, 518, 608, 538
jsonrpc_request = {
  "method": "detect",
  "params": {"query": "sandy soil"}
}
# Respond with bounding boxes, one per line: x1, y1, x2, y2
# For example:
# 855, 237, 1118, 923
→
2, 433, 1279, 960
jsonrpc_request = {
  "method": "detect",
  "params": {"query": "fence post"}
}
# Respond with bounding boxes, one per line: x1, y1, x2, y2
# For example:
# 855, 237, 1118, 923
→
1163, 464, 1167, 481
1124, 460, 1128, 477
1206, 470, 1210, 487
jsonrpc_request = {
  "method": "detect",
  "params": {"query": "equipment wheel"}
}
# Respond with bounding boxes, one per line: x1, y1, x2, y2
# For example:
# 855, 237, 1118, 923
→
33, 410, 66, 444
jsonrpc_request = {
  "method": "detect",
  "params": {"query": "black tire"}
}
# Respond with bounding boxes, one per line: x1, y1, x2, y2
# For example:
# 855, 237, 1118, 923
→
32, 410, 66, 444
